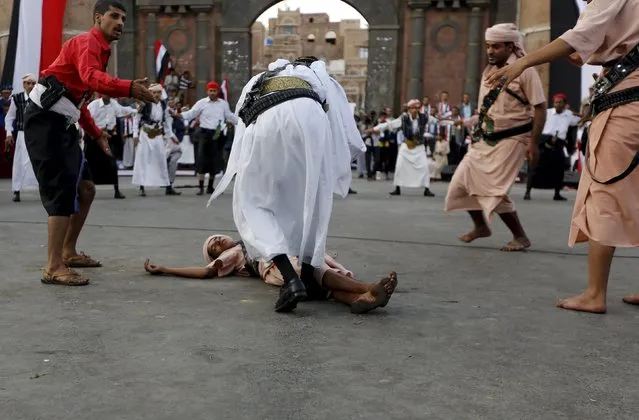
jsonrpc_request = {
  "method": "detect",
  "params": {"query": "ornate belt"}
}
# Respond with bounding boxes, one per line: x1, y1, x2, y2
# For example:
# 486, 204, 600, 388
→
142, 126, 163, 139
261, 76, 313, 94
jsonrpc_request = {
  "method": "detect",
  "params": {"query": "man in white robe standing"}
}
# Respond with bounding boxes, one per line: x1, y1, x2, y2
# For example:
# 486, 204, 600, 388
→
209, 57, 365, 313
375, 99, 435, 197
132, 84, 181, 196
4, 73, 38, 202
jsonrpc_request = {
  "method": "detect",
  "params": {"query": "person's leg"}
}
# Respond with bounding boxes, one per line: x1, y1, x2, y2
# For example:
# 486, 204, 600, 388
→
524, 162, 533, 200
62, 179, 100, 266
554, 144, 567, 201
498, 210, 531, 251
458, 210, 492, 243
322, 270, 398, 314
558, 240, 613, 314
272, 254, 307, 313
166, 149, 182, 195
195, 131, 210, 195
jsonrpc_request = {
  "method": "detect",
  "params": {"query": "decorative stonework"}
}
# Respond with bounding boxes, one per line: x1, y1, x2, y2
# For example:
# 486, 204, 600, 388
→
430, 18, 462, 54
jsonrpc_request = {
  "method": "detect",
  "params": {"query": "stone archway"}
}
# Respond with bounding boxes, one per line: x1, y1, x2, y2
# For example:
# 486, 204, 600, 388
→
219, 0, 401, 111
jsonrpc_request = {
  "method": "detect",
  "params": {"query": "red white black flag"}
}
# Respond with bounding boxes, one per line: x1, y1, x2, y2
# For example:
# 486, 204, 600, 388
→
1, 0, 67, 91
155, 40, 172, 83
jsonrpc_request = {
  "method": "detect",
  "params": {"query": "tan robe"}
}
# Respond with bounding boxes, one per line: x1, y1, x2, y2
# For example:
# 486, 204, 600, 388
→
561, 0, 639, 247
445, 54, 546, 220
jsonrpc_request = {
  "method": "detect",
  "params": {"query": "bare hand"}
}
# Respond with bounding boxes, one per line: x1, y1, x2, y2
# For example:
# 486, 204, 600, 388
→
527, 142, 539, 168
131, 78, 157, 103
98, 131, 113, 157
144, 259, 165, 275
4, 136, 13, 151
133, 137, 139, 147
485, 59, 527, 89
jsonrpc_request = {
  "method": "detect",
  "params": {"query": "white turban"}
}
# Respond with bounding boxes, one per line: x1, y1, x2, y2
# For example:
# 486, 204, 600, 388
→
485, 23, 527, 58
407, 99, 421, 108
22, 73, 36, 82
148, 83, 163, 93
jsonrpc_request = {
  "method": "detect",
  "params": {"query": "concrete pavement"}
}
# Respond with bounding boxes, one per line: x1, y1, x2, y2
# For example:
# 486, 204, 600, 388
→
1, 177, 638, 420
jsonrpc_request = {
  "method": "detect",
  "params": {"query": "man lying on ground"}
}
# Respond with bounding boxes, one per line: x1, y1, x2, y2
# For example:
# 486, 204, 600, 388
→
144, 234, 398, 314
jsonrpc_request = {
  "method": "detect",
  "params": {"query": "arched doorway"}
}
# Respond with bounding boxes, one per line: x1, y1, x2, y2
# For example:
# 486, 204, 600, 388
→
219, 0, 400, 112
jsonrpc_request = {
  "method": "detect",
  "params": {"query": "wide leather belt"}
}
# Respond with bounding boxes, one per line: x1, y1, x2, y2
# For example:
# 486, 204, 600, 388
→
483, 122, 533, 146
591, 86, 639, 117
591, 44, 639, 102
239, 87, 322, 126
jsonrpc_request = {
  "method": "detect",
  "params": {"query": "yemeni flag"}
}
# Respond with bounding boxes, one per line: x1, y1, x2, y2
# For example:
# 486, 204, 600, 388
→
155, 40, 172, 83
220, 78, 230, 103
1, 0, 67, 92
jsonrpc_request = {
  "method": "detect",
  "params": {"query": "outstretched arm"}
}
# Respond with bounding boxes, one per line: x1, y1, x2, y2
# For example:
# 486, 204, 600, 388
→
144, 259, 217, 279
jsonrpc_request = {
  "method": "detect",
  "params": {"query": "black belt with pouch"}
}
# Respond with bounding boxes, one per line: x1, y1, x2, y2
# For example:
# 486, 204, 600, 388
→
584, 43, 639, 185
483, 122, 533, 146
38, 76, 67, 111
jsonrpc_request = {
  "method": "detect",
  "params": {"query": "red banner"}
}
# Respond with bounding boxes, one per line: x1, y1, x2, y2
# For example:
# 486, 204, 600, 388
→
40, 0, 67, 72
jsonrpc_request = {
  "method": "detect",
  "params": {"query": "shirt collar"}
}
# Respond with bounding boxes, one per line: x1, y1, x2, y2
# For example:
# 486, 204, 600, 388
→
90, 27, 112, 52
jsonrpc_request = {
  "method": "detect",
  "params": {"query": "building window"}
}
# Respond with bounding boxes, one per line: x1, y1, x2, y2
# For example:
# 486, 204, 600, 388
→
359, 48, 369, 59
309, 18, 314, 23
281, 25, 296, 35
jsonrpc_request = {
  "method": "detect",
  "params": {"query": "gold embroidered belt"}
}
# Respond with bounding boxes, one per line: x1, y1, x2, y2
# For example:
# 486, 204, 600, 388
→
142, 126, 163, 139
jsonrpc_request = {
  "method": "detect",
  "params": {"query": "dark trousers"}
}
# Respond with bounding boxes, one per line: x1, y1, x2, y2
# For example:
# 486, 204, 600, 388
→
527, 138, 566, 192
196, 128, 220, 175
365, 145, 375, 177
375, 146, 392, 175
24, 104, 91, 216
83, 132, 119, 186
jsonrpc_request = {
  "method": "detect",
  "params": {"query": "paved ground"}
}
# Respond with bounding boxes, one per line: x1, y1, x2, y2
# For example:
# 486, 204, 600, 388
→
1, 176, 638, 420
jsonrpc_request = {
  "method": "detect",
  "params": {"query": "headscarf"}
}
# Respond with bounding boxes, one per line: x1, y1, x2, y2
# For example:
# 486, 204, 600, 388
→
407, 99, 421, 108
552, 93, 568, 102
206, 81, 219, 91
202, 234, 235, 264
22, 73, 36, 82
485, 23, 527, 58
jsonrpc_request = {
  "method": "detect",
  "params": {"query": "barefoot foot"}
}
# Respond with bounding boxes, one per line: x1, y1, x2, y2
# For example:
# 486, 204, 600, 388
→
622, 293, 639, 306
556, 293, 607, 314
458, 227, 492, 243
351, 272, 398, 314
501, 236, 531, 252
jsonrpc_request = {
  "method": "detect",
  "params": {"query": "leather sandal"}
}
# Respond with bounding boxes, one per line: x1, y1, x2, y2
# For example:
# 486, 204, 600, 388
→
41, 268, 90, 286
63, 252, 102, 268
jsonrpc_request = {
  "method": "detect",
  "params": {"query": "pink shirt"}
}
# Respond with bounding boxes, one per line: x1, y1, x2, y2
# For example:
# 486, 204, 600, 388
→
561, 0, 639, 65
479, 54, 546, 133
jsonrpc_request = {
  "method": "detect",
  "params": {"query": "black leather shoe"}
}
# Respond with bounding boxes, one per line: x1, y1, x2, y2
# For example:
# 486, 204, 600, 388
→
114, 191, 126, 199
274, 277, 307, 313
196, 188, 204, 196
390, 187, 401, 196
12, 191, 20, 202
424, 188, 435, 197
523, 192, 531, 200
348, 188, 357, 195
166, 186, 182, 196
554, 194, 567, 201
206, 186, 214, 194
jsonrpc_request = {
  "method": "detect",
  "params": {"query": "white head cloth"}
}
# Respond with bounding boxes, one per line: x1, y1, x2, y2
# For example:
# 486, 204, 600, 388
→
485, 23, 527, 58
148, 83, 163, 93
22, 73, 36, 82
407, 99, 421, 108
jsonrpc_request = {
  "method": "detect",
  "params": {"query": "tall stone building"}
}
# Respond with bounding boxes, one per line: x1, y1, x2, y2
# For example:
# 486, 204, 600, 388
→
251, 8, 368, 106
0, 0, 559, 111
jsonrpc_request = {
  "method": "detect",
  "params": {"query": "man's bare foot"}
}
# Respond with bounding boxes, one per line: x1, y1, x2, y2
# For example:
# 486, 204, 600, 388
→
458, 227, 492, 243
556, 293, 607, 314
622, 293, 639, 306
501, 236, 531, 252
144, 259, 165, 275
351, 272, 398, 314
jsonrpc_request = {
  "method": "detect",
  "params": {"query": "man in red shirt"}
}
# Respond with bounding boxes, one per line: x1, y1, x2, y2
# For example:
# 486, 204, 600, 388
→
23, 0, 156, 286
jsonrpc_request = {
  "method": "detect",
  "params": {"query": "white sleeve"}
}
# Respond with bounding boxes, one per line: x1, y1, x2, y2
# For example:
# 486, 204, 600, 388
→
4, 99, 16, 136
133, 113, 140, 138
181, 99, 203, 121
224, 101, 238, 125
114, 101, 137, 118
164, 107, 175, 138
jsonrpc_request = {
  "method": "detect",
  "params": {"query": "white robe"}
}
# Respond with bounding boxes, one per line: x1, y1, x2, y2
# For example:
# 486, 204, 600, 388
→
177, 119, 195, 165
132, 103, 172, 187
209, 59, 365, 267
11, 131, 38, 191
